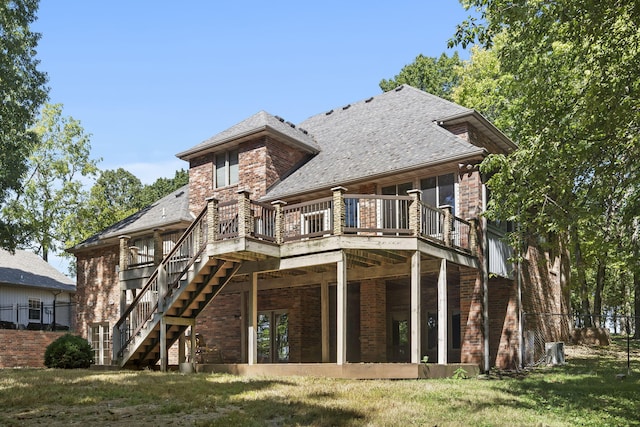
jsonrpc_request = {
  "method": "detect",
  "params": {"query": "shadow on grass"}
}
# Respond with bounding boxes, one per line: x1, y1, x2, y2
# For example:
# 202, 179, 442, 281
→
0, 369, 366, 426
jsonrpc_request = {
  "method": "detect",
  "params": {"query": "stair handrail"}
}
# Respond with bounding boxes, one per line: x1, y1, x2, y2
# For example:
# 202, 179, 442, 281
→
114, 205, 209, 358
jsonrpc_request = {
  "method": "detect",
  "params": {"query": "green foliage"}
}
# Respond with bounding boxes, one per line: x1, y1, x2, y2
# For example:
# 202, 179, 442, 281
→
452, 367, 469, 380
3, 103, 99, 261
44, 333, 93, 369
138, 168, 188, 208
380, 52, 461, 100
451, 0, 640, 318
0, 0, 49, 251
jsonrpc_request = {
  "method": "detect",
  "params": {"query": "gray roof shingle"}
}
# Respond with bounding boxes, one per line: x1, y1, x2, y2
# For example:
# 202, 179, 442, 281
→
0, 249, 75, 292
263, 85, 486, 200
176, 111, 320, 160
69, 185, 193, 251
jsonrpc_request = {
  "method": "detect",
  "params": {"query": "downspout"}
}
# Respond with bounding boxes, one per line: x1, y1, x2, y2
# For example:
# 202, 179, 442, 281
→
482, 183, 490, 373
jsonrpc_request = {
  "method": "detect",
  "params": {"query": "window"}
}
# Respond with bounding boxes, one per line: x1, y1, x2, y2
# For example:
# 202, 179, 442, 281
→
421, 173, 456, 214
28, 298, 41, 321
214, 149, 239, 188
89, 323, 111, 365
257, 311, 289, 363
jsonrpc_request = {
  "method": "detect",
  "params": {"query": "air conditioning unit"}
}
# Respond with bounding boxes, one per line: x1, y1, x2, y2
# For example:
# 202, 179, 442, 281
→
545, 342, 565, 365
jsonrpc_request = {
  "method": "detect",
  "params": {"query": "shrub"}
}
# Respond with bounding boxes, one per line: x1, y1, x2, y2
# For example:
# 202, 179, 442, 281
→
44, 334, 93, 368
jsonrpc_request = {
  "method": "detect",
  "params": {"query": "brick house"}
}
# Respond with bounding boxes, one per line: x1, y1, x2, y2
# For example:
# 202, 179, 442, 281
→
69, 85, 569, 377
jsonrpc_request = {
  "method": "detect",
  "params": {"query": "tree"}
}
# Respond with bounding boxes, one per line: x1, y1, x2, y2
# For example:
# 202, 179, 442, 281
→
138, 168, 188, 208
379, 52, 461, 100
451, 1, 640, 321
0, 0, 48, 251
81, 168, 144, 238
4, 103, 99, 261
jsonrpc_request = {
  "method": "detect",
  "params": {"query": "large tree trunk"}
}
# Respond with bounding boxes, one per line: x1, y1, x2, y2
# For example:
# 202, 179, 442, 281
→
572, 226, 592, 327
593, 259, 605, 327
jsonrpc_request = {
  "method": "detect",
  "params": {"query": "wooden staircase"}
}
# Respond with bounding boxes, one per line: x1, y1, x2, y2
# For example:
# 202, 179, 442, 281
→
113, 206, 241, 369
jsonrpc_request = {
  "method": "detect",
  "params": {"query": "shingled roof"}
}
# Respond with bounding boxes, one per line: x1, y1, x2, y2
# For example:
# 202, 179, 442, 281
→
263, 85, 487, 200
0, 249, 75, 292
69, 185, 193, 252
176, 110, 320, 160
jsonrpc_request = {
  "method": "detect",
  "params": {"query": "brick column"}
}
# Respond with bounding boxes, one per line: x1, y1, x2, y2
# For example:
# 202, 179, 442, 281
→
468, 218, 479, 255
119, 235, 131, 272
271, 200, 287, 244
441, 205, 453, 247
236, 190, 252, 238
459, 266, 484, 366
360, 279, 387, 362
331, 186, 347, 236
407, 189, 422, 236
153, 229, 163, 266
206, 197, 219, 243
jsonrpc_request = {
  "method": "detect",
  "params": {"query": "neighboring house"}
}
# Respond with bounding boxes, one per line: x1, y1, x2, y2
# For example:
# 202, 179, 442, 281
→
69, 85, 570, 377
0, 249, 75, 330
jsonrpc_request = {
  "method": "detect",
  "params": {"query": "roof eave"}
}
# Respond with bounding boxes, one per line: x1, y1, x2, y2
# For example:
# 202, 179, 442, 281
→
261, 148, 486, 202
176, 126, 319, 161
437, 110, 517, 153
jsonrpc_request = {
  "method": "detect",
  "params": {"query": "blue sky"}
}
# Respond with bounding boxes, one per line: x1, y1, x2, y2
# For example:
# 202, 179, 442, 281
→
33, 1, 473, 185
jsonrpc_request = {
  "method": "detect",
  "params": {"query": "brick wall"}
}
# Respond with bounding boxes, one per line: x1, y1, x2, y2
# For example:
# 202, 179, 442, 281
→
360, 279, 386, 362
488, 277, 519, 369
0, 330, 69, 368
75, 245, 120, 339
188, 136, 309, 213
459, 266, 484, 366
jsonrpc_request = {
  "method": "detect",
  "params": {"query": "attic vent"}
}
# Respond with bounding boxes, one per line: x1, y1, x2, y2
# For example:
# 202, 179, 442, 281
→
175, 191, 184, 197
275, 116, 285, 122
395, 85, 404, 92
325, 109, 333, 115
286, 121, 295, 128
299, 127, 308, 134
342, 104, 351, 110
365, 97, 374, 103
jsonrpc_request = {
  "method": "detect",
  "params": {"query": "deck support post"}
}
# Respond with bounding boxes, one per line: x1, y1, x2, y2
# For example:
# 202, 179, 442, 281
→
118, 235, 131, 318
247, 272, 258, 365
321, 279, 330, 363
410, 251, 421, 364
160, 317, 167, 372
336, 251, 347, 365
438, 258, 448, 364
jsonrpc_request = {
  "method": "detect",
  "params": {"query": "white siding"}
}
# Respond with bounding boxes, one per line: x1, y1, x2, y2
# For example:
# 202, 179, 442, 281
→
0, 284, 74, 327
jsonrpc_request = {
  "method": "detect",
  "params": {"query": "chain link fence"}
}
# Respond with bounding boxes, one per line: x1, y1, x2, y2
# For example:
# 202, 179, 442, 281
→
523, 312, 640, 370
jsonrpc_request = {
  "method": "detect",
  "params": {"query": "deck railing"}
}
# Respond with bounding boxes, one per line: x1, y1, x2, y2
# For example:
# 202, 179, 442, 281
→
342, 194, 413, 235
282, 197, 333, 241
251, 201, 276, 242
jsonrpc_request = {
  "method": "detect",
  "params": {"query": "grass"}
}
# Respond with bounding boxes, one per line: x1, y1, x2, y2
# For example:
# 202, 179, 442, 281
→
1, 338, 639, 426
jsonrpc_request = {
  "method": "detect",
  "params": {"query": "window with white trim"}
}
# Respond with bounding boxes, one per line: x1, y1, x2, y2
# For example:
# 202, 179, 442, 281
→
214, 149, 239, 188
28, 298, 41, 321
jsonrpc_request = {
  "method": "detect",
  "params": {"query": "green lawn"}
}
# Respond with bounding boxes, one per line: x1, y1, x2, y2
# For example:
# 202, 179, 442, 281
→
1, 338, 638, 426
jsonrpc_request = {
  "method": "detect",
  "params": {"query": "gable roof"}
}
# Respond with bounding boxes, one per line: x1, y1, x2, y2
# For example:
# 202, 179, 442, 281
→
263, 85, 487, 200
0, 249, 75, 292
176, 110, 320, 160
68, 185, 193, 252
